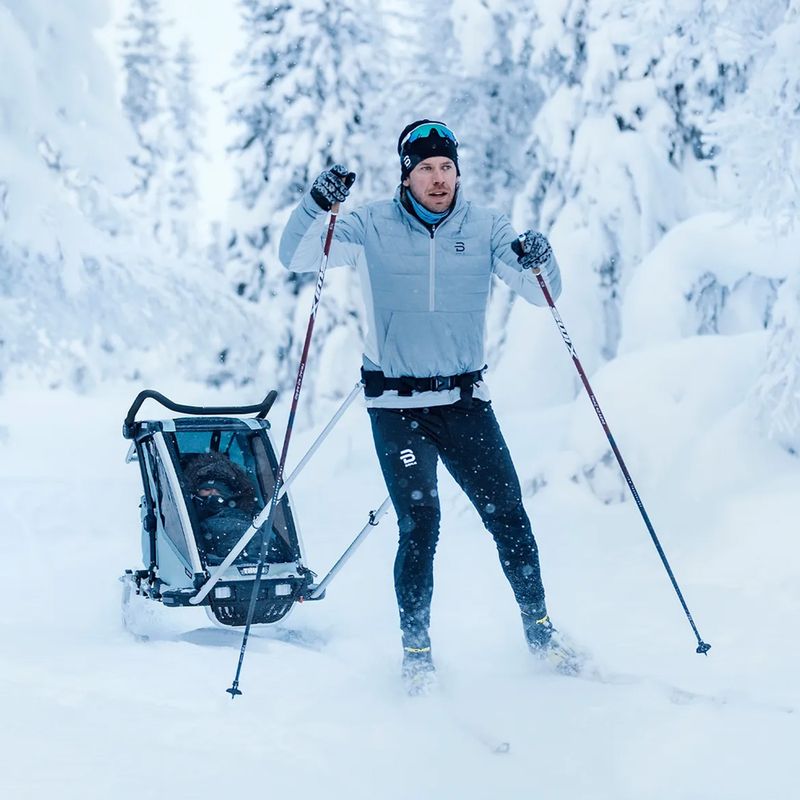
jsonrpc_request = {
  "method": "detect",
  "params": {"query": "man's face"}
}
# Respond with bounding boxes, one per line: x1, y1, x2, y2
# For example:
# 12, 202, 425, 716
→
403, 157, 458, 213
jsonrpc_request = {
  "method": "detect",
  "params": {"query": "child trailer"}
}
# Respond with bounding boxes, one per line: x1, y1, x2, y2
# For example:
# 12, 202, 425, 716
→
120, 385, 393, 632
121, 389, 320, 628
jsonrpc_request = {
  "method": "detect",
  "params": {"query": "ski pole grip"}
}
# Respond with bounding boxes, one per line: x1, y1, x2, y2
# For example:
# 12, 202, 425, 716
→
332, 171, 357, 214
511, 235, 542, 275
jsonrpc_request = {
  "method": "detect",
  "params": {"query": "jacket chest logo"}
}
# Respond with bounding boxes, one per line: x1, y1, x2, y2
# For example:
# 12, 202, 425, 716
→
454, 241, 465, 253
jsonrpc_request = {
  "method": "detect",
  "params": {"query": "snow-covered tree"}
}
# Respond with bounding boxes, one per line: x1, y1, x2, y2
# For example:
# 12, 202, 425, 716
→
224, 0, 387, 397
163, 37, 203, 256
0, 0, 265, 389
710, 1, 800, 229
505, 0, 753, 365
445, 0, 544, 209
120, 0, 168, 196
714, 1, 800, 452
120, 4, 206, 257
226, 0, 383, 298
757, 271, 800, 453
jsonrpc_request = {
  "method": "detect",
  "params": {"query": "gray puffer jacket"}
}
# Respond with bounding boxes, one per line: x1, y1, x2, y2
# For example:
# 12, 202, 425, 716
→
279, 188, 562, 408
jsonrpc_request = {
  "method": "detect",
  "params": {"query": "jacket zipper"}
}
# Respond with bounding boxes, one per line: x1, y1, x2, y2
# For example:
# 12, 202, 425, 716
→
429, 226, 436, 312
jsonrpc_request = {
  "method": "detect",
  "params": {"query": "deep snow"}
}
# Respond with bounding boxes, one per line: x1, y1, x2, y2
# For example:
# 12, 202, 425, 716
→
1, 348, 798, 799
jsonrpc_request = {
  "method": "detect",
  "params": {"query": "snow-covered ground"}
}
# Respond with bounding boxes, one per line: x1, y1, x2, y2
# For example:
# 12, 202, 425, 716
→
2, 344, 797, 799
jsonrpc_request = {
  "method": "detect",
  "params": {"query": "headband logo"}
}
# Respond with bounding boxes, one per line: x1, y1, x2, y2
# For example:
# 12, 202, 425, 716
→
403, 155, 412, 169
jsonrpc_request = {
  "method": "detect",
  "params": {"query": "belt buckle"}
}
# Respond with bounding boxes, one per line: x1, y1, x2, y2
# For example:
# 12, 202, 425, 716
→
432, 376, 450, 391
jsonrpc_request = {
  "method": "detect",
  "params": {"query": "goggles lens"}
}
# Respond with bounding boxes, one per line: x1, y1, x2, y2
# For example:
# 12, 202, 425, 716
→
402, 122, 458, 149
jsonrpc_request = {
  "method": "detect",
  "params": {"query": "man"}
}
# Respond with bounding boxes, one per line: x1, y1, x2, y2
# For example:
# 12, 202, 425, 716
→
280, 120, 576, 692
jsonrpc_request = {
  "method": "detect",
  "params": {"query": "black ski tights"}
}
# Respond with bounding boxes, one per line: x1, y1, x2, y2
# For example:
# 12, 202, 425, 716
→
368, 400, 546, 651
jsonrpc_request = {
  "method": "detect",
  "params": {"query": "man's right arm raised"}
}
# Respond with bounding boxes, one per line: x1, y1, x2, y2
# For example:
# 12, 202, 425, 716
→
279, 167, 366, 273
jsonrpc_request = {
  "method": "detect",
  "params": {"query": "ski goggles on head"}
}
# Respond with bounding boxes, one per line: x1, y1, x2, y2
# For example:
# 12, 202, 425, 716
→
400, 122, 459, 149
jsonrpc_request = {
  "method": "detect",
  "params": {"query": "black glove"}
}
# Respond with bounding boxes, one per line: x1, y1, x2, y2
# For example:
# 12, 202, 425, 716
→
310, 164, 357, 211
511, 230, 553, 270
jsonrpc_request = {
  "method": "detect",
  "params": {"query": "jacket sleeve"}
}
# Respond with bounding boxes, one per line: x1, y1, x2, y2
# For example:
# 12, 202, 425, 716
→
490, 214, 562, 306
279, 192, 367, 273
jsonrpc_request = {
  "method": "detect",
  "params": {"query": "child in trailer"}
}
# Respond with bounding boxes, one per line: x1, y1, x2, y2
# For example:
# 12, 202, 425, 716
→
184, 452, 262, 565
279, 119, 580, 693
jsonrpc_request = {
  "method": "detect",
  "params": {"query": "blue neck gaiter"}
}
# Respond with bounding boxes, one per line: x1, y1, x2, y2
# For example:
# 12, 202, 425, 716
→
406, 189, 450, 226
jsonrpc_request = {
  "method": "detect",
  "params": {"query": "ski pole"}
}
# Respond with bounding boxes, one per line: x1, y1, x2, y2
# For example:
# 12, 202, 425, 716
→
227, 188, 353, 698
190, 379, 362, 606
512, 238, 711, 656
307, 495, 392, 600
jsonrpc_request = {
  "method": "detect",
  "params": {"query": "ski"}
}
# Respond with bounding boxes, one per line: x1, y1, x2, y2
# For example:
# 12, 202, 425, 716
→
579, 667, 796, 715
405, 681, 511, 756
259, 625, 328, 651
542, 653, 796, 715
442, 700, 511, 755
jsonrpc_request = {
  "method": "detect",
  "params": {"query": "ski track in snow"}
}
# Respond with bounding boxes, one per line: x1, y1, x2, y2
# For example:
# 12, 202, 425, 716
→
1, 384, 798, 800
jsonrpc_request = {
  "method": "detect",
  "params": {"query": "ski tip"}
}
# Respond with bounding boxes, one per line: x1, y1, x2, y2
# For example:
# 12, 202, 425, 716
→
696, 641, 712, 656
494, 742, 511, 755
226, 685, 243, 699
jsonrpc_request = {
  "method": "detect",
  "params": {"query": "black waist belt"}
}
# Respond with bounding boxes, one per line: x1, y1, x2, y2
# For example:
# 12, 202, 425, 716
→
361, 367, 486, 400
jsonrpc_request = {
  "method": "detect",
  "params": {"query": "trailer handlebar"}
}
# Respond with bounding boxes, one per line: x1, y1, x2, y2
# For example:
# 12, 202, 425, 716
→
123, 389, 278, 439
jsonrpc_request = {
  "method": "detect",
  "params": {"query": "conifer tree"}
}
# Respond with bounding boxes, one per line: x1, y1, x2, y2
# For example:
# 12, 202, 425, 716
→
720, 2, 800, 451
226, 0, 382, 300
225, 0, 385, 395
757, 272, 800, 453
506, 0, 750, 362
120, 0, 168, 196
164, 38, 203, 256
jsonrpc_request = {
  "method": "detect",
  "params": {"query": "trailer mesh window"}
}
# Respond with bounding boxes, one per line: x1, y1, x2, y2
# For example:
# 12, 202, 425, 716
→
154, 456, 192, 565
171, 428, 299, 564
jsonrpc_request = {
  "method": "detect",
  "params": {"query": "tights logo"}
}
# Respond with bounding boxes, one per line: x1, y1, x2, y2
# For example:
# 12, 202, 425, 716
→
399, 448, 417, 468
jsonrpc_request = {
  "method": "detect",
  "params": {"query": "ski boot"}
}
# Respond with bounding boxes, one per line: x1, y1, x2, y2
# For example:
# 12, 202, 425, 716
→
401, 646, 437, 696
521, 607, 584, 677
